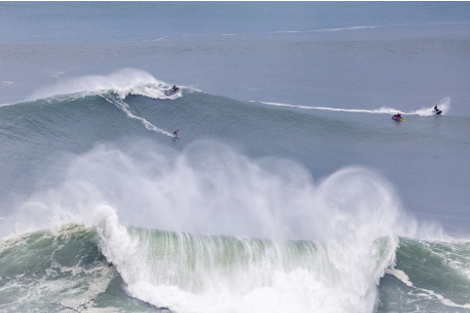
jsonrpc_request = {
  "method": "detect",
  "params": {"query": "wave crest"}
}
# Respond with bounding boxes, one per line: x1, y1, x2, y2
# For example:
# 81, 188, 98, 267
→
27, 68, 182, 102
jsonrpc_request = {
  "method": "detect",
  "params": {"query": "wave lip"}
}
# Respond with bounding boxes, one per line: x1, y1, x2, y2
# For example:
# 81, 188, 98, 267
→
97, 211, 398, 313
26, 68, 182, 102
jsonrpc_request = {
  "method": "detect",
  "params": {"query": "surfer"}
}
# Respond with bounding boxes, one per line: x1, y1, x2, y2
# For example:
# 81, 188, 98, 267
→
173, 129, 179, 139
171, 85, 179, 92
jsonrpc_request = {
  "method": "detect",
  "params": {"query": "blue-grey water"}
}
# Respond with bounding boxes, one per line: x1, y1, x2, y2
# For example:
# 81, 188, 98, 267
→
0, 2, 469, 313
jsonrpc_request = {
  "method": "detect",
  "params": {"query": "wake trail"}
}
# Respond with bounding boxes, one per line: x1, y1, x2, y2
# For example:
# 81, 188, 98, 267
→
257, 97, 451, 116
103, 93, 173, 138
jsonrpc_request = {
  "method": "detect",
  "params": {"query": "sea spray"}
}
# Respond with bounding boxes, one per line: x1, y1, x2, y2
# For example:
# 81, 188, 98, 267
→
3, 140, 408, 312
26, 68, 180, 102
95, 210, 398, 313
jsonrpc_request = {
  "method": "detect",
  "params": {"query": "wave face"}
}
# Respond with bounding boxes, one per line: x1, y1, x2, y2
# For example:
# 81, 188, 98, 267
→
0, 226, 117, 313
1, 221, 470, 312
0, 69, 469, 312
99, 221, 395, 313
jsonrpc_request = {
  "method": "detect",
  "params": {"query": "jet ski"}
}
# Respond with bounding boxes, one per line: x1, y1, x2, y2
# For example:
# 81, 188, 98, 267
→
164, 85, 180, 96
392, 113, 406, 122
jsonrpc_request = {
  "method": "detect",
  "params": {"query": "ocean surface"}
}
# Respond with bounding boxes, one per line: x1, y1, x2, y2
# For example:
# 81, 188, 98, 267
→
1, 2, 470, 313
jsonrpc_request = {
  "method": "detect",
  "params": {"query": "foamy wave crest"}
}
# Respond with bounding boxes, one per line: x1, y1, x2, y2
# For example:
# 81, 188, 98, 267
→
2, 140, 423, 312
4, 141, 463, 313
86, 143, 405, 312
258, 97, 451, 116
97, 220, 397, 313
27, 68, 182, 102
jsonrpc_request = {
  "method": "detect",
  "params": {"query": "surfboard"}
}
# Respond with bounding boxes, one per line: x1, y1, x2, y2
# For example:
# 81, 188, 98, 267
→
434, 110, 442, 115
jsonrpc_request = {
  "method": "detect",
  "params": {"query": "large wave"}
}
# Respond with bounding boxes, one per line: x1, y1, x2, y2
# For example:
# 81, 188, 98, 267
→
1, 139, 450, 313
26, 68, 182, 102
24, 69, 187, 137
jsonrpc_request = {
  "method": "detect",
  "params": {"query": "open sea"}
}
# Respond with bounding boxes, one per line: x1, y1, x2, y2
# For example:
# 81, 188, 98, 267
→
1, 2, 470, 313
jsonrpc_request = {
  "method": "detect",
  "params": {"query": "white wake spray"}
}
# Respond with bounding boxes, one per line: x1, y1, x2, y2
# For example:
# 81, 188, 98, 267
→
257, 97, 451, 116
102, 92, 174, 137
